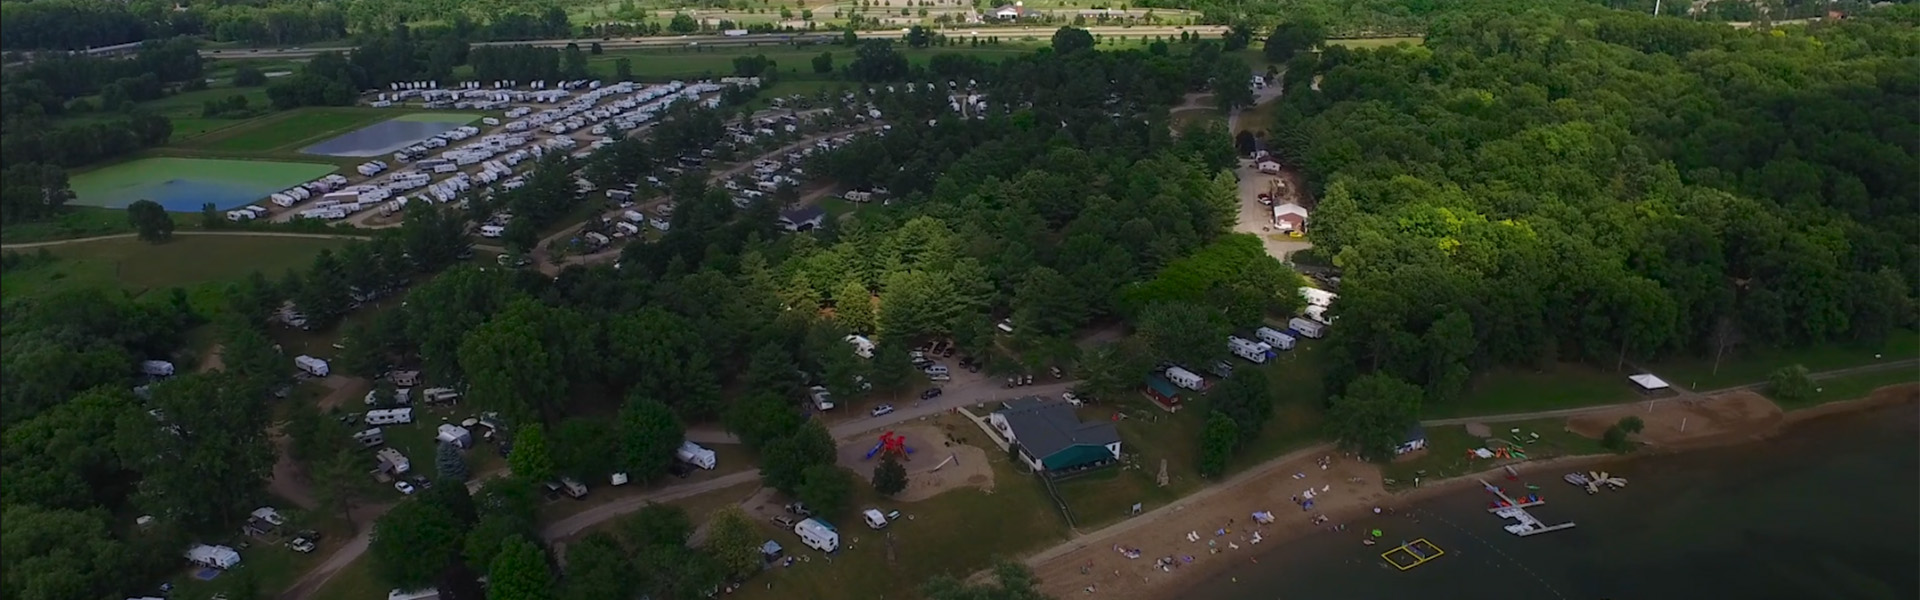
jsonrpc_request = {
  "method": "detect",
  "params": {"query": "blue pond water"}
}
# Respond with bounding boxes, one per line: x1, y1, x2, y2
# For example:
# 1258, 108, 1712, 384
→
301, 120, 467, 157
112, 178, 280, 212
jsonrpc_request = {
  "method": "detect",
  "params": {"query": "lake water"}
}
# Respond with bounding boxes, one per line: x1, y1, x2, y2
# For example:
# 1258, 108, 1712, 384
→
1191, 403, 1920, 600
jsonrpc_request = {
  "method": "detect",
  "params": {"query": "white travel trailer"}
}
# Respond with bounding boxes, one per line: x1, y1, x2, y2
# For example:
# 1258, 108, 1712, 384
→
365, 408, 414, 425
1288, 317, 1326, 339
844, 335, 875, 359
185, 544, 242, 570
1299, 286, 1338, 308
1164, 366, 1208, 391
140, 360, 176, 377
1255, 327, 1296, 351
294, 355, 330, 377
676, 441, 717, 469
793, 518, 840, 552
1228, 337, 1272, 364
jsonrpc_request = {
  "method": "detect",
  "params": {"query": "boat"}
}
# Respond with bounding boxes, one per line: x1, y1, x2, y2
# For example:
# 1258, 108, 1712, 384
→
1563, 473, 1590, 487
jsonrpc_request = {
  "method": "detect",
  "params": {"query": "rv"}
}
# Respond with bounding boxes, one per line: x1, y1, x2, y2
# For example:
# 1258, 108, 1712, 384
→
793, 518, 840, 552
436, 424, 473, 448
808, 385, 835, 411
376, 447, 411, 474
365, 387, 413, 406
140, 360, 176, 377
676, 441, 717, 470
421, 387, 461, 404
478, 224, 506, 238
353, 428, 386, 448
1255, 327, 1296, 351
560, 477, 588, 499
1288, 317, 1326, 339
845, 335, 875, 359
862, 509, 889, 530
1228, 337, 1273, 364
185, 544, 242, 570
365, 408, 414, 425
1164, 366, 1208, 392
294, 355, 330, 377
1305, 304, 1334, 326
1299, 287, 1338, 308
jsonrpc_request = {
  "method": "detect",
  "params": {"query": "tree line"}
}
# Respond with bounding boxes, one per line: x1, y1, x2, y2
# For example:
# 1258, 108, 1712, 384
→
1260, 5, 1919, 457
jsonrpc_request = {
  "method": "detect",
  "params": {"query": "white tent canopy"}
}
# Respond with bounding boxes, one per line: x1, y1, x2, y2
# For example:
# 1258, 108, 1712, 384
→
1628, 373, 1671, 391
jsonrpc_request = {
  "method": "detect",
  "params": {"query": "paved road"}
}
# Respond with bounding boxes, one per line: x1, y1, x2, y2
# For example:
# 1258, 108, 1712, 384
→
0, 230, 370, 250
208, 27, 1228, 60
1420, 359, 1920, 427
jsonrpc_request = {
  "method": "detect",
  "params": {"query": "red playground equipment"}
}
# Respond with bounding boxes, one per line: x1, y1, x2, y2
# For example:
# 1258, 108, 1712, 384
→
865, 431, 915, 461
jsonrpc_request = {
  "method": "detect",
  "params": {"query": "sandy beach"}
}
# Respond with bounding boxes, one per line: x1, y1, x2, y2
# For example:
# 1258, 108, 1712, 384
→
1019, 383, 1920, 600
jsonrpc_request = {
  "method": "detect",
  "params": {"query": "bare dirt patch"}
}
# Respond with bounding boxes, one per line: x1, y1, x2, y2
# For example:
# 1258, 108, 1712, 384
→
314, 375, 371, 410
198, 343, 226, 373
1566, 390, 1783, 448
267, 427, 319, 509
835, 424, 994, 502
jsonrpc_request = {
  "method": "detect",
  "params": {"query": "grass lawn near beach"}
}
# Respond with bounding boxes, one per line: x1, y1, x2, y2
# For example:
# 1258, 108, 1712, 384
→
1424, 364, 1639, 420
1650, 332, 1920, 392
1380, 418, 1611, 490
1766, 367, 1920, 410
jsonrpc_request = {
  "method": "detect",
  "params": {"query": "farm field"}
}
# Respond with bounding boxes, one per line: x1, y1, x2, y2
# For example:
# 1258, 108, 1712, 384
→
68, 157, 337, 211
585, 44, 1041, 80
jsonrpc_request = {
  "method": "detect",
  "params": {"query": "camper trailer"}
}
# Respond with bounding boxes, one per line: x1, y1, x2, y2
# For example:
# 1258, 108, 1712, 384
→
421, 387, 461, 404
140, 360, 176, 377
353, 428, 386, 448
1255, 327, 1296, 350
1164, 366, 1208, 391
365, 408, 414, 425
676, 441, 717, 469
1228, 337, 1273, 364
844, 335, 875, 359
436, 424, 473, 448
862, 509, 889, 530
560, 477, 588, 499
1298, 287, 1338, 308
1288, 317, 1326, 339
1305, 304, 1334, 325
793, 518, 840, 552
377, 447, 411, 474
294, 355, 330, 377
185, 544, 242, 570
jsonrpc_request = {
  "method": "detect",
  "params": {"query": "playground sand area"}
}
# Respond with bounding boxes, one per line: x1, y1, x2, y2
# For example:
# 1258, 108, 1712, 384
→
1564, 390, 1783, 448
835, 424, 993, 502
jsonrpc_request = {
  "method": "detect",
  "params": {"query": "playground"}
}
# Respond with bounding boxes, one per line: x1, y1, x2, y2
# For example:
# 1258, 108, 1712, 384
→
68, 157, 338, 211
835, 425, 993, 502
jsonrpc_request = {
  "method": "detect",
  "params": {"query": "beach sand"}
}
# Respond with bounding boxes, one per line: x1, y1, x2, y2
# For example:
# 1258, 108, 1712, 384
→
1019, 384, 1920, 600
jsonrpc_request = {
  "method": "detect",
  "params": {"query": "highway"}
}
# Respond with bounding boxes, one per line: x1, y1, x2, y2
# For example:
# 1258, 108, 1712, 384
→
205, 26, 1228, 59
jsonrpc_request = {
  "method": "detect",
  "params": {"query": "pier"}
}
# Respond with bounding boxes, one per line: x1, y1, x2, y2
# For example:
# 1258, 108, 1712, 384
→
1479, 479, 1576, 537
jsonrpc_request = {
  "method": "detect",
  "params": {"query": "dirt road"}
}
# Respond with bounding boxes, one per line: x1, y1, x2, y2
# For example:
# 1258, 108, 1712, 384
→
539, 470, 763, 541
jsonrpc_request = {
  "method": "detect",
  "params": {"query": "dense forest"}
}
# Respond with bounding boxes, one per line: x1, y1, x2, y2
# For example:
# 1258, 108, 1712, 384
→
1257, 5, 1919, 454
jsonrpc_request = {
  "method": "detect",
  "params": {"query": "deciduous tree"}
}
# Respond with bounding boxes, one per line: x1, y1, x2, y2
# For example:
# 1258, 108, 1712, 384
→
703, 506, 761, 579
873, 455, 907, 497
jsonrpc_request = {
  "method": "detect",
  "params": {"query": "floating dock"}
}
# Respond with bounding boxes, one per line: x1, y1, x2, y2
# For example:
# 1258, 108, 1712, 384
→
1480, 479, 1576, 537
1380, 538, 1445, 571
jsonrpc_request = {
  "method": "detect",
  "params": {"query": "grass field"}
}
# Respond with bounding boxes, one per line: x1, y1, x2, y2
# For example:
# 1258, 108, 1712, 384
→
0, 235, 354, 305
1425, 364, 1639, 419
56, 85, 274, 141
194, 110, 391, 153
0, 206, 180, 243
67, 157, 337, 211
1650, 332, 1920, 391
1765, 366, 1920, 410
1380, 417, 1609, 490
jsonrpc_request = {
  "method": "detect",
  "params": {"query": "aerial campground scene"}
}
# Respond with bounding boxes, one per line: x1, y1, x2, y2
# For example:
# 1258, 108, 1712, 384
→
5, 1, 1919, 600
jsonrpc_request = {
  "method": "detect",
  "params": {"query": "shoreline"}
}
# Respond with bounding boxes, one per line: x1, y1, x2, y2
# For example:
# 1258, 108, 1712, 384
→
1016, 382, 1918, 600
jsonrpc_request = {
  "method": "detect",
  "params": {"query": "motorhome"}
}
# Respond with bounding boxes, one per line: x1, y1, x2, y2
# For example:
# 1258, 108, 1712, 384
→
845, 335, 875, 359
1299, 287, 1338, 308
140, 360, 176, 377
353, 428, 385, 448
377, 447, 411, 474
294, 355, 330, 377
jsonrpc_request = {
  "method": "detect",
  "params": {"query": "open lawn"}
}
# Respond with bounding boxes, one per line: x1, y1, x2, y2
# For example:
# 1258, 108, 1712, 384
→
1170, 107, 1223, 131
1650, 332, 1920, 391
730, 413, 1069, 600
0, 206, 182, 243
56, 85, 273, 141
1425, 363, 1639, 419
306, 556, 384, 600
187, 109, 398, 154
1, 235, 353, 305
1380, 417, 1610, 490
1766, 367, 1920, 410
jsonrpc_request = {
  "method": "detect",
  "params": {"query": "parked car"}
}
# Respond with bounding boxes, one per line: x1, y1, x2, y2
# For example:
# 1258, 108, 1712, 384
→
288, 538, 316, 553
786, 502, 813, 517
1063, 391, 1084, 406
919, 387, 943, 400
394, 481, 417, 495
771, 515, 797, 529
870, 404, 895, 417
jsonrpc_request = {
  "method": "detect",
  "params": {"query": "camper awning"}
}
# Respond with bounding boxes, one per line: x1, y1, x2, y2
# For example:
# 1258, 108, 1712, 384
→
1628, 374, 1670, 391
